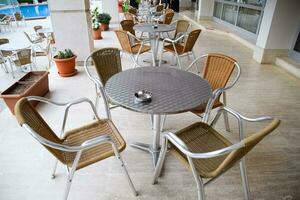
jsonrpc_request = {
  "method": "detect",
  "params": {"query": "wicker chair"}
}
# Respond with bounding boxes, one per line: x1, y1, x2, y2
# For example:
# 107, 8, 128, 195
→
0, 38, 13, 57
128, 7, 138, 16
84, 48, 122, 117
15, 96, 138, 200
24, 31, 44, 45
186, 53, 241, 131
158, 9, 174, 24
153, 106, 280, 200
12, 48, 35, 73
32, 38, 53, 69
115, 30, 151, 67
14, 12, 26, 27
0, 15, 12, 32
156, 4, 164, 12
163, 19, 191, 42
0, 50, 9, 73
33, 25, 47, 38
159, 29, 201, 69
120, 19, 136, 35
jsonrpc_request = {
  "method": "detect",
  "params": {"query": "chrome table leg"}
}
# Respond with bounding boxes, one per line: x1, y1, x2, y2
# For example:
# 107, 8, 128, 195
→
130, 114, 161, 168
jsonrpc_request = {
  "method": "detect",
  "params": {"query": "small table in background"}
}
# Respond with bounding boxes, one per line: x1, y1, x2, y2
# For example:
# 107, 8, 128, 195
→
134, 23, 175, 67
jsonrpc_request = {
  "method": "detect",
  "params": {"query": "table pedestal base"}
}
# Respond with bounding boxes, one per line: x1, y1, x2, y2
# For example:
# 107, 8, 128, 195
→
130, 114, 161, 168
143, 59, 167, 67
130, 142, 160, 168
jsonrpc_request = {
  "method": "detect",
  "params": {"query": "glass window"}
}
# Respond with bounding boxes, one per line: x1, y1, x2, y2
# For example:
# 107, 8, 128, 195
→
221, 4, 238, 25
213, 2, 222, 18
294, 33, 300, 53
237, 7, 261, 33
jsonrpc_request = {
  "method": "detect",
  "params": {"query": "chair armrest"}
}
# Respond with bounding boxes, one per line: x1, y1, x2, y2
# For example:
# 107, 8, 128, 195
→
162, 33, 185, 43
185, 54, 208, 72
26, 96, 100, 136
211, 106, 273, 140
164, 132, 244, 159
23, 124, 114, 152
80, 134, 113, 150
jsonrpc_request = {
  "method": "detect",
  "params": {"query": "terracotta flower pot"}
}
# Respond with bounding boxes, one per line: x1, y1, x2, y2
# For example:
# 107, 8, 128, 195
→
101, 23, 109, 31
92, 28, 103, 40
53, 56, 77, 77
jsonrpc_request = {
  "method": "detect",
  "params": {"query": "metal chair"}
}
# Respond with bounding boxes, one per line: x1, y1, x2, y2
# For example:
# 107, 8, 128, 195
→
14, 12, 26, 27
0, 15, 12, 32
157, 9, 174, 24
0, 50, 10, 74
186, 53, 241, 132
32, 38, 53, 69
84, 48, 122, 118
23, 31, 44, 45
115, 30, 151, 67
162, 19, 191, 42
156, 4, 164, 12
159, 29, 201, 69
153, 106, 280, 200
15, 96, 138, 200
11, 48, 36, 77
0, 38, 13, 57
33, 25, 47, 38
120, 19, 148, 43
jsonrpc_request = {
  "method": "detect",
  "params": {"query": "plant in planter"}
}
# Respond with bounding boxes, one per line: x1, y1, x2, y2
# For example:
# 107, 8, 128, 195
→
53, 49, 77, 77
98, 13, 111, 31
91, 7, 102, 40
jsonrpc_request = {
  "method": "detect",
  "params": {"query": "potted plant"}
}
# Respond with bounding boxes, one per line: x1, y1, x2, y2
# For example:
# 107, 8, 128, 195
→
53, 49, 77, 77
98, 13, 111, 31
0, 71, 49, 115
91, 7, 102, 40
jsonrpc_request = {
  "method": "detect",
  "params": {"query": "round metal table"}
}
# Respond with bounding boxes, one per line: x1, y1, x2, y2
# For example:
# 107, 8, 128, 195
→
105, 67, 212, 167
134, 24, 175, 67
0, 42, 30, 51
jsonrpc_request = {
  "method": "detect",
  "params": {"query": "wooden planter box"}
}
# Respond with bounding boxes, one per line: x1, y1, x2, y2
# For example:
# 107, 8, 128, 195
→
0, 71, 49, 115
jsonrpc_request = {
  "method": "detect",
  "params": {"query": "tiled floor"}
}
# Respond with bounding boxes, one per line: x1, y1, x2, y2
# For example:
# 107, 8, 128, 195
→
0, 15, 300, 200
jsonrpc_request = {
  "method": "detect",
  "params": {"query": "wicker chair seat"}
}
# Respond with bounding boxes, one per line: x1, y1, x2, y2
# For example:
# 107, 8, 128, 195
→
164, 43, 185, 54
62, 120, 126, 170
170, 122, 232, 178
131, 44, 151, 54
191, 100, 223, 115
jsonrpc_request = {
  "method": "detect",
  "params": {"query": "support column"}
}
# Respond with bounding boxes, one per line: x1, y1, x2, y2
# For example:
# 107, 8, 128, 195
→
102, 0, 119, 23
197, 0, 214, 20
48, 0, 94, 64
253, 0, 300, 63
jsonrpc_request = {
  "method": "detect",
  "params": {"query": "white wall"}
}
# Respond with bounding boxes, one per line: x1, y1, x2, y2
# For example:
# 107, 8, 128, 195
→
101, 0, 119, 23
254, 0, 300, 63
48, 0, 94, 63
198, 0, 214, 19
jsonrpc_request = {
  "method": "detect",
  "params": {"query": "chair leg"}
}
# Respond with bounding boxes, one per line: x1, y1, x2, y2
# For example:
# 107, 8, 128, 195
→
222, 93, 231, 132
51, 159, 58, 179
176, 54, 182, 70
152, 137, 168, 184
160, 115, 166, 132
111, 143, 138, 196
150, 114, 154, 129
63, 151, 82, 200
187, 157, 205, 200
239, 158, 250, 200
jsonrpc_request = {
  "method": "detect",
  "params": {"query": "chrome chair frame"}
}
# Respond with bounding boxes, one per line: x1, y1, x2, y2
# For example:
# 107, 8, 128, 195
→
153, 106, 274, 200
84, 51, 116, 120
20, 96, 137, 200
159, 33, 196, 69
120, 31, 148, 68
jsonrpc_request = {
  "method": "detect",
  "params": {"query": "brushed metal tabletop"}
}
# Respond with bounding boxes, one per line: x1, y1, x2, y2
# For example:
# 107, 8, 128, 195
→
133, 24, 176, 33
105, 67, 212, 115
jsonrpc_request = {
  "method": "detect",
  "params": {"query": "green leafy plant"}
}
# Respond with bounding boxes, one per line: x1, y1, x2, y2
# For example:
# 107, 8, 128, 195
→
91, 7, 101, 30
98, 13, 111, 25
56, 49, 75, 59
